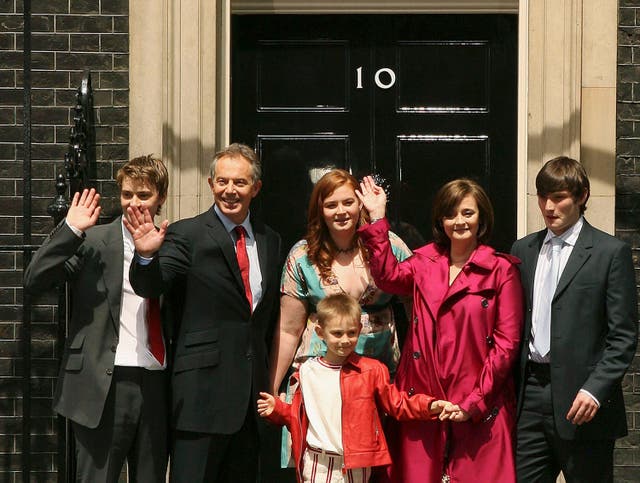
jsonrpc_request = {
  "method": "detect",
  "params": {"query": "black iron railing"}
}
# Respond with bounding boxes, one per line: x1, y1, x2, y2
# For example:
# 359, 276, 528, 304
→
15, 58, 95, 481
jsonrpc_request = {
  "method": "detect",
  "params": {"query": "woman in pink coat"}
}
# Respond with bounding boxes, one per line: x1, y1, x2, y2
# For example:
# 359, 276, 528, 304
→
356, 177, 523, 483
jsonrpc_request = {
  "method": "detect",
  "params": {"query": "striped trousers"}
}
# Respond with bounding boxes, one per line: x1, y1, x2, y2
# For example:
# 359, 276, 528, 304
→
302, 447, 371, 483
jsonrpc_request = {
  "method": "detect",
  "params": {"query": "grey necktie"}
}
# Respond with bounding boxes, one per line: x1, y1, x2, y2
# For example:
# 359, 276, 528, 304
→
533, 237, 563, 357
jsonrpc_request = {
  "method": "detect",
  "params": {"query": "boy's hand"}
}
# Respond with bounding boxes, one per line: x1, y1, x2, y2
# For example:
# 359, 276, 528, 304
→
438, 403, 470, 422
257, 391, 276, 418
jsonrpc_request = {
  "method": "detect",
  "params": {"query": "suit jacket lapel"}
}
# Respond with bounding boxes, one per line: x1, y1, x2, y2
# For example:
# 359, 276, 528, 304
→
523, 231, 546, 304
102, 217, 125, 333
415, 250, 448, 320
205, 208, 249, 304
554, 222, 593, 300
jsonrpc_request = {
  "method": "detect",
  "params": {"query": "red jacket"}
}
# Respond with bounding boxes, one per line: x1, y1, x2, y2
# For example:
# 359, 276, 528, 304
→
266, 354, 436, 482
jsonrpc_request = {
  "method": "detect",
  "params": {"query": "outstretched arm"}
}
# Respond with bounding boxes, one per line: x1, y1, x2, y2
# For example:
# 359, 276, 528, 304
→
123, 205, 169, 257
357, 176, 414, 295
24, 189, 102, 292
257, 392, 276, 417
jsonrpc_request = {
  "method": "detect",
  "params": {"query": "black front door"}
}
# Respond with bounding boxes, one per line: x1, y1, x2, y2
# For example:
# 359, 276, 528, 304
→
231, 14, 517, 481
232, 14, 517, 254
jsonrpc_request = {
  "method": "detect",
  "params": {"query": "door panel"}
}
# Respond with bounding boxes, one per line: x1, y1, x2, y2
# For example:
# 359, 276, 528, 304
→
258, 41, 349, 111
232, 14, 517, 254
397, 41, 490, 111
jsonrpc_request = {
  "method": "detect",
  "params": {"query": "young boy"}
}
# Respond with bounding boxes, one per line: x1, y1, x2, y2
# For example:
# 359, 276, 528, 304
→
24, 155, 170, 482
258, 293, 450, 483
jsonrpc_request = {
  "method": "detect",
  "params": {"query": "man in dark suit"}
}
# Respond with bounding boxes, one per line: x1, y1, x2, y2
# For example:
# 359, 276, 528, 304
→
125, 143, 281, 482
24, 156, 170, 482
511, 156, 638, 482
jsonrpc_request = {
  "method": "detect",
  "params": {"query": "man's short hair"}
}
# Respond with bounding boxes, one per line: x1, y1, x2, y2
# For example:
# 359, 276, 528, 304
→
536, 156, 590, 213
209, 143, 261, 183
316, 293, 361, 328
117, 154, 169, 215
117, 154, 169, 199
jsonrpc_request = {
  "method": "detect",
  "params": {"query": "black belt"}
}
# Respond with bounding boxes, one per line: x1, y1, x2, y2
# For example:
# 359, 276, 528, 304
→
526, 361, 551, 385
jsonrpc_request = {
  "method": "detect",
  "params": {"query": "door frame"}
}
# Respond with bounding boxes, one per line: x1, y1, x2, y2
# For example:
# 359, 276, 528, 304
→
129, 0, 617, 237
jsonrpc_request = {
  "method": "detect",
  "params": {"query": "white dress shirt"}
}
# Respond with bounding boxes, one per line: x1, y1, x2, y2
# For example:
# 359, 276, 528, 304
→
116, 221, 165, 369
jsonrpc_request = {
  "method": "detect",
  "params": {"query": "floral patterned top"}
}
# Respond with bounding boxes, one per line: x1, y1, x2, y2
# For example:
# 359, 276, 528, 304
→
281, 232, 412, 376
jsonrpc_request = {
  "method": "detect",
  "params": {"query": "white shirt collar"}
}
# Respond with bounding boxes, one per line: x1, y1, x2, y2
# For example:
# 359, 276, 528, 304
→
213, 204, 254, 238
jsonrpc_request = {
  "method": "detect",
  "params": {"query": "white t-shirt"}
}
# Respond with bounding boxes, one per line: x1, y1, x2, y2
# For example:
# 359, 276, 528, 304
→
300, 357, 343, 454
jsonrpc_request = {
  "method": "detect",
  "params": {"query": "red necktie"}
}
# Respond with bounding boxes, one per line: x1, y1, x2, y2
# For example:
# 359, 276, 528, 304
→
234, 226, 253, 310
146, 298, 165, 365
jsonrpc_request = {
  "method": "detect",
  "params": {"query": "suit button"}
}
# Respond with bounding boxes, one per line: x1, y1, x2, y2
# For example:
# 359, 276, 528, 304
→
106, 369, 113, 376
413, 316, 419, 324
246, 352, 253, 360
413, 351, 421, 359
110, 345, 117, 352
408, 387, 415, 396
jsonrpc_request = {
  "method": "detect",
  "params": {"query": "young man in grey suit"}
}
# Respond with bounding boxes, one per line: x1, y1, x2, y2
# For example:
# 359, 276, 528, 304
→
24, 155, 170, 482
125, 143, 281, 482
511, 156, 638, 482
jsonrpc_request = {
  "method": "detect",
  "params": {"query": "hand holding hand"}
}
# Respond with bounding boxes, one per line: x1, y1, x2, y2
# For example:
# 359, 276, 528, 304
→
438, 403, 471, 422
566, 391, 599, 425
429, 399, 452, 415
122, 205, 168, 258
66, 188, 101, 232
356, 175, 387, 220
257, 391, 276, 418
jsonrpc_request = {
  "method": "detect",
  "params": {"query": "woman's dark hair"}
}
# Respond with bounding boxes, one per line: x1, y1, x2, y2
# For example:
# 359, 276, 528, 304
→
432, 178, 494, 246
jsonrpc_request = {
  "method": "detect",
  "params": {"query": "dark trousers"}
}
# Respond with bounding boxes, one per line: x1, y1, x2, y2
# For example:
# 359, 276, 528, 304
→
516, 363, 614, 483
170, 401, 259, 483
72, 366, 169, 483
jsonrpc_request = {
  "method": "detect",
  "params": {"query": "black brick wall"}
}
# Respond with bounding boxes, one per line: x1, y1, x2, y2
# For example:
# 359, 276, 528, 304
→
0, 1, 128, 481
618, 2, 640, 482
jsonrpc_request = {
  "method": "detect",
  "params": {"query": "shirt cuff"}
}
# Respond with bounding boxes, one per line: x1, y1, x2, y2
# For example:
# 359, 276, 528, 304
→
65, 219, 84, 238
135, 253, 155, 266
579, 389, 600, 408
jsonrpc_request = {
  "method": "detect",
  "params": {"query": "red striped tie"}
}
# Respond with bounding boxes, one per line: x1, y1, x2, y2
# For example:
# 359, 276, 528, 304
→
234, 226, 253, 310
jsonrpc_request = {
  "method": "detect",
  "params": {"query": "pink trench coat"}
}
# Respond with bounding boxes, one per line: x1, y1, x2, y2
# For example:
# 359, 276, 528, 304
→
359, 220, 523, 483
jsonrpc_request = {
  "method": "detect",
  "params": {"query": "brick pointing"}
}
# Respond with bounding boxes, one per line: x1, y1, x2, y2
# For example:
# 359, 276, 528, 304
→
617, 5, 640, 483
0, 1, 128, 481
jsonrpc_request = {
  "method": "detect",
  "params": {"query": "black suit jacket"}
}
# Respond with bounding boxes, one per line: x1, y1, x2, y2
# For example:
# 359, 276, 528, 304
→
511, 220, 638, 440
24, 218, 130, 428
130, 206, 281, 435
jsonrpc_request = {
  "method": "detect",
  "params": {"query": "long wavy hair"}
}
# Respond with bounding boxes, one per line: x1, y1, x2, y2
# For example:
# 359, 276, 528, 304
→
305, 169, 370, 282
